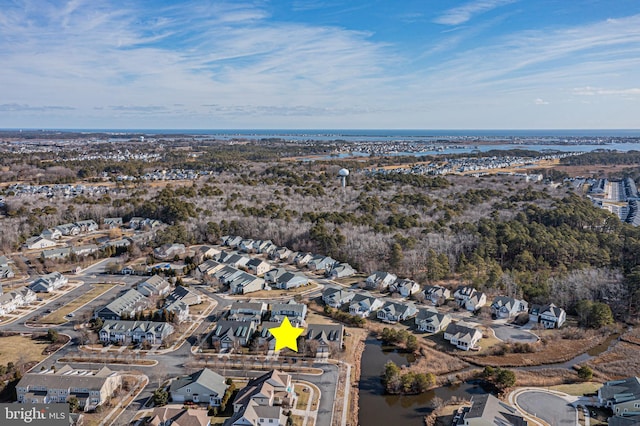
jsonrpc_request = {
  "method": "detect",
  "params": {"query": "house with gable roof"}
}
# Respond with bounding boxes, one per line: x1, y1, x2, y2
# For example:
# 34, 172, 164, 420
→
211, 320, 256, 349
322, 287, 355, 308
348, 292, 384, 318
307, 255, 336, 272
228, 300, 268, 323
365, 271, 397, 290
455, 394, 527, 425
169, 368, 228, 406
29, 272, 68, 293
598, 377, 640, 417
453, 286, 487, 311
444, 321, 482, 351
529, 303, 566, 328
423, 285, 451, 306
389, 279, 421, 297
490, 296, 529, 319
270, 300, 307, 327
99, 320, 175, 345
326, 263, 356, 279
137, 275, 171, 297
305, 324, 344, 356
377, 300, 417, 323
415, 307, 452, 333
94, 289, 149, 320
230, 370, 296, 426
246, 258, 272, 277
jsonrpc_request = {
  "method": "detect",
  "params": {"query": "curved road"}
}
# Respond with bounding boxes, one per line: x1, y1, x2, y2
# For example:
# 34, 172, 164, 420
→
516, 390, 577, 425
492, 324, 538, 343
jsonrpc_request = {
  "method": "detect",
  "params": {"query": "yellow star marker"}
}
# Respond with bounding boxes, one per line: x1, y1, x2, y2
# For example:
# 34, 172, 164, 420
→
269, 316, 304, 352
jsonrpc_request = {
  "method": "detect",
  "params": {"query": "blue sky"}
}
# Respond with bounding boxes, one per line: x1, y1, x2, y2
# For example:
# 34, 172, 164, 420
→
1, 0, 639, 129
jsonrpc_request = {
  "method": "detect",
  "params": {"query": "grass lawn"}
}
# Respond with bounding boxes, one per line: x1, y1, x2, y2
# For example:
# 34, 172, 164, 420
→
295, 384, 310, 410
549, 382, 602, 396
209, 415, 230, 426
37, 284, 115, 324
290, 414, 305, 426
0, 335, 51, 365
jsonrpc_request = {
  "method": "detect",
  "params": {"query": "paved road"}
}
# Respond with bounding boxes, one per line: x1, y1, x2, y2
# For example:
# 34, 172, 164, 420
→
516, 390, 577, 425
492, 324, 538, 343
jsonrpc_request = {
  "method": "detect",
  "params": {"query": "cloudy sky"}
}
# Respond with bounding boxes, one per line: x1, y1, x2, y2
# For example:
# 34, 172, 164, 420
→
1, 0, 639, 129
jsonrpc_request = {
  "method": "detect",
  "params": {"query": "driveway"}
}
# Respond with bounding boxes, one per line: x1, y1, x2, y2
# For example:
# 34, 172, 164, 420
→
516, 390, 577, 425
492, 324, 538, 343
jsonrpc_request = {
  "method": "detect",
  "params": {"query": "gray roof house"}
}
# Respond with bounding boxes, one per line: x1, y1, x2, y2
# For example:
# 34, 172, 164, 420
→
211, 320, 256, 349
29, 272, 68, 293
598, 377, 640, 417
196, 259, 224, 278
490, 296, 529, 319
365, 271, 397, 290
0, 287, 36, 316
94, 289, 150, 320
453, 286, 487, 312
55, 223, 81, 236
41, 247, 72, 260
307, 255, 336, 272
264, 268, 288, 284
326, 263, 356, 279
455, 394, 527, 425
246, 258, 272, 277
144, 407, 210, 426
270, 300, 307, 327
163, 300, 189, 323
444, 321, 482, 351
415, 308, 452, 333
305, 324, 344, 355
423, 285, 451, 306
41, 228, 62, 240
136, 275, 171, 297
389, 279, 421, 297
103, 217, 123, 228
322, 287, 356, 308
270, 247, 293, 262
166, 285, 202, 306
349, 292, 384, 318
16, 365, 122, 412
75, 219, 99, 233
169, 368, 228, 406
272, 272, 309, 290
228, 272, 265, 295
228, 301, 268, 323
257, 321, 280, 352
194, 245, 221, 263
213, 265, 244, 284
230, 370, 295, 426
293, 252, 313, 267
377, 300, 418, 323
24, 236, 57, 250
154, 243, 186, 260
99, 320, 175, 345
529, 303, 566, 329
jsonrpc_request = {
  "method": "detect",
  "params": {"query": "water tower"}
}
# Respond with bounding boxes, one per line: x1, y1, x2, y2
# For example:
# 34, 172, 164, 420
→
338, 168, 349, 188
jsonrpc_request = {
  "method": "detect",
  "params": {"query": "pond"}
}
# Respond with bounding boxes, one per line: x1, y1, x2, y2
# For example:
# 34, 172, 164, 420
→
358, 337, 489, 426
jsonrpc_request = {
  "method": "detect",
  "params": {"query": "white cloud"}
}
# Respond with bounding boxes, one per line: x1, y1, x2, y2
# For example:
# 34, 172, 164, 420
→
573, 86, 640, 96
534, 98, 549, 105
434, 0, 516, 25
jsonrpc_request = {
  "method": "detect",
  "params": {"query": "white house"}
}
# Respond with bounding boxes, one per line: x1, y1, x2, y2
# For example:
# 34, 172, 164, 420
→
326, 263, 356, 279
453, 286, 486, 311
365, 271, 397, 290
529, 303, 566, 328
23, 236, 57, 250
349, 292, 384, 318
423, 285, 451, 306
490, 296, 529, 319
99, 320, 175, 345
136, 275, 171, 297
415, 308, 452, 333
377, 301, 417, 323
169, 368, 228, 406
322, 287, 355, 308
444, 321, 482, 351
389, 279, 421, 297
29, 272, 68, 293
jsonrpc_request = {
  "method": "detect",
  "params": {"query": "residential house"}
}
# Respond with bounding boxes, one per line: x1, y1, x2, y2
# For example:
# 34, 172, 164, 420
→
239, 239, 255, 253
99, 320, 175, 345
271, 272, 309, 290
194, 245, 221, 263
270, 300, 307, 327
0, 256, 14, 279
103, 239, 130, 250
128, 217, 145, 229
365, 271, 397, 290
490, 296, 529, 319
307, 255, 336, 272
349, 292, 384, 318
137, 275, 171, 297
293, 252, 313, 267
257, 321, 280, 352
75, 220, 99, 233
305, 324, 344, 355
41, 247, 72, 260
444, 321, 482, 351
377, 301, 417, 323
55, 223, 81, 236
163, 300, 189, 323
223, 235, 243, 248
529, 303, 566, 329
251, 240, 274, 254
94, 289, 149, 320
264, 268, 288, 284
228, 272, 265, 295
154, 243, 186, 260
169, 368, 228, 406
16, 365, 122, 411
41, 228, 62, 240
228, 301, 268, 323
213, 265, 244, 285
270, 247, 292, 262
73, 244, 100, 257
423, 285, 451, 306
246, 258, 271, 277
0, 287, 36, 316
165, 285, 202, 306
415, 308, 452, 333
326, 263, 356, 279
455, 394, 527, 425
211, 320, 256, 349
220, 252, 251, 269
195, 259, 224, 279
389, 279, 421, 297
103, 217, 123, 229
231, 370, 296, 426
453, 286, 487, 312
29, 272, 68, 293
598, 377, 640, 417
143, 407, 211, 426
322, 287, 355, 308
24, 236, 57, 250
